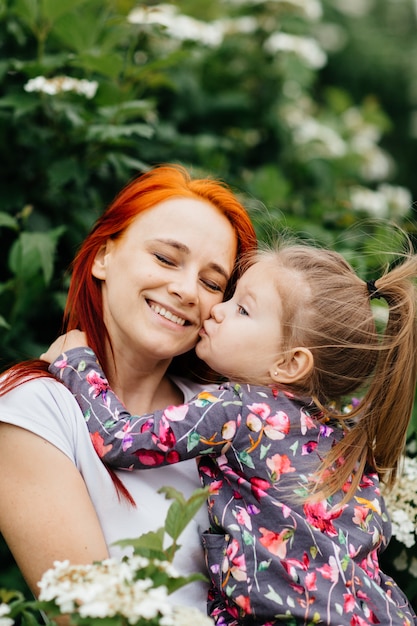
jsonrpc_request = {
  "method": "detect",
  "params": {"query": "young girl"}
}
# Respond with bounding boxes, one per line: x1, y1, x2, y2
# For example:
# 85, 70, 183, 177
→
43, 243, 417, 626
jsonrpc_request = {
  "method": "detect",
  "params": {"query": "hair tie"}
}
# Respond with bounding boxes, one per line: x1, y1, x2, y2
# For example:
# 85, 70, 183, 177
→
366, 279, 381, 300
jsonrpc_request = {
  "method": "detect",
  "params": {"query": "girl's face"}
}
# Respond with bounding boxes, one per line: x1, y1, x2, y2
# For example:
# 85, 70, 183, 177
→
92, 197, 237, 365
196, 260, 288, 382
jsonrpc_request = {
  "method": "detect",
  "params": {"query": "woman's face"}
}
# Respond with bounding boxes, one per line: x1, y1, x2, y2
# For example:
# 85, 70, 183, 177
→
92, 197, 237, 364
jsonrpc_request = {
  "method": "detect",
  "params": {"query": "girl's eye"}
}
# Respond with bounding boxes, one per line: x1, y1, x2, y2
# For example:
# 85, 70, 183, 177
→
154, 253, 176, 267
237, 304, 249, 316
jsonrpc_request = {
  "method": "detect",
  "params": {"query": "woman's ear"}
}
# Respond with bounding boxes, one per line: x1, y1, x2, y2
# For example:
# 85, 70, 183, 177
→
270, 348, 313, 384
92, 241, 113, 280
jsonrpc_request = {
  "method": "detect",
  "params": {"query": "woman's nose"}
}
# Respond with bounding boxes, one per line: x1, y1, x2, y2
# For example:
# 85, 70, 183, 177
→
168, 273, 199, 305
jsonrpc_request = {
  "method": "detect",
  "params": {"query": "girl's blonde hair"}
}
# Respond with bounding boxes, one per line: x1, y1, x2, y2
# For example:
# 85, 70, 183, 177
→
255, 242, 417, 501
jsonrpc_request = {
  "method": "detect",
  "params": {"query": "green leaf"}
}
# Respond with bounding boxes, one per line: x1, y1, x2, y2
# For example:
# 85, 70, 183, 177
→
9, 228, 65, 284
115, 527, 165, 560
0, 212, 18, 230
86, 123, 154, 142
159, 486, 209, 543
41, 0, 88, 23
237, 450, 255, 468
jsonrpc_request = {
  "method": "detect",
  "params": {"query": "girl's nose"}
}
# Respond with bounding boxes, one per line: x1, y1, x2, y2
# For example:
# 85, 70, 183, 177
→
210, 301, 226, 322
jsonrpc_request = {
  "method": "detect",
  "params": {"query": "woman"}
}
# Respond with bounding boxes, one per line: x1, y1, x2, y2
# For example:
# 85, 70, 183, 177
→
0, 164, 257, 611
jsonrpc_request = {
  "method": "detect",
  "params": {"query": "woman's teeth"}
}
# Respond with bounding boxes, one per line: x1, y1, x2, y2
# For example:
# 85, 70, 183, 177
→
150, 303, 186, 326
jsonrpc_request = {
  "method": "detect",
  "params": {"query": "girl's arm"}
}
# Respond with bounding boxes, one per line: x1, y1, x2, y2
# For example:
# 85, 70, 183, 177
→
48, 347, 239, 470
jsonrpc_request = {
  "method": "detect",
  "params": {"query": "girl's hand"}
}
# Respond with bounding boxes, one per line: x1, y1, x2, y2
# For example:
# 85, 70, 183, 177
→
40, 329, 88, 363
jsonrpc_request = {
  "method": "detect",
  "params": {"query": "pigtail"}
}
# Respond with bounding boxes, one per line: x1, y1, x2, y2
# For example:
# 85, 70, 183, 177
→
310, 254, 417, 502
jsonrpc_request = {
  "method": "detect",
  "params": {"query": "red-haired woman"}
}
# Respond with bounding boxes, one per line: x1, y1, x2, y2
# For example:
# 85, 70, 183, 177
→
0, 165, 257, 611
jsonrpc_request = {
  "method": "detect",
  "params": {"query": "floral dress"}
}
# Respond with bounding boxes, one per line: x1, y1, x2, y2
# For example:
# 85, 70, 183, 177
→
50, 348, 417, 626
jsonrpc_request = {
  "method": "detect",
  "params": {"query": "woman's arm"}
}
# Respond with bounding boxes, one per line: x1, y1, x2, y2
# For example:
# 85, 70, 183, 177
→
48, 347, 239, 470
0, 422, 109, 597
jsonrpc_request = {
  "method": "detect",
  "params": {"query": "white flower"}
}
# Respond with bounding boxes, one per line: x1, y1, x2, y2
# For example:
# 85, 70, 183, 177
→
383, 456, 417, 549
264, 32, 327, 69
128, 4, 223, 46
350, 187, 388, 218
392, 549, 409, 572
409, 557, 417, 578
0, 604, 13, 626
378, 183, 412, 219
24, 76, 98, 98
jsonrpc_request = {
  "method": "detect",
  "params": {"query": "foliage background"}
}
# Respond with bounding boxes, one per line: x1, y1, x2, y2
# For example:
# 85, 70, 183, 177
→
1, 0, 417, 610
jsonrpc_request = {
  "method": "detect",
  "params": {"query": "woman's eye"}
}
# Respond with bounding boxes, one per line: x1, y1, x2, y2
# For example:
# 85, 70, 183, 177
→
154, 253, 176, 266
202, 280, 223, 293
237, 304, 249, 316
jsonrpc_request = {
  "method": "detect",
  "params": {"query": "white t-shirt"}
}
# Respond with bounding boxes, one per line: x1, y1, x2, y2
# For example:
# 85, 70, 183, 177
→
0, 375, 211, 610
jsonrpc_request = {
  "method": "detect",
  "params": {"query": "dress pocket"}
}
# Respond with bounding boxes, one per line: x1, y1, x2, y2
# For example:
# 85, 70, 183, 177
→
201, 530, 229, 589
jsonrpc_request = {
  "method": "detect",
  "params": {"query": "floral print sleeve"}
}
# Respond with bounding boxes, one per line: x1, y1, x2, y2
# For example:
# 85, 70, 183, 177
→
49, 348, 417, 626
49, 347, 245, 468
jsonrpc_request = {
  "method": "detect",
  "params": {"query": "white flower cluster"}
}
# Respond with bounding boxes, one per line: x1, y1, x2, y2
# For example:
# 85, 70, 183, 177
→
37, 557, 213, 625
24, 76, 98, 99
128, 4, 223, 46
383, 456, 417, 550
264, 32, 327, 69
0, 603, 13, 626
349, 184, 412, 219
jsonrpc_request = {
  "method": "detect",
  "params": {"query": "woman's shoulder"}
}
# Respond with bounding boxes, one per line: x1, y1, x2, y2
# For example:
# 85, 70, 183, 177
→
0, 375, 87, 460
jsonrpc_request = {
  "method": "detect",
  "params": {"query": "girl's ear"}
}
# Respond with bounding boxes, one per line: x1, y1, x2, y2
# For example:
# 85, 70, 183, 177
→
270, 348, 314, 384
92, 241, 114, 280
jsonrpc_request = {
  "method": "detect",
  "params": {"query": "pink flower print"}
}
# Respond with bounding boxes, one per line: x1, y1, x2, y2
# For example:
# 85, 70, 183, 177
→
133, 449, 166, 466
162, 404, 189, 421
343, 593, 356, 613
250, 476, 271, 500
166, 450, 180, 464
264, 410, 290, 440
225, 539, 247, 582
86, 370, 109, 399
352, 505, 369, 529
300, 410, 317, 435
90, 431, 112, 458
154, 418, 176, 450
282, 553, 310, 582
247, 402, 271, 418
235, 594, 251, 614
301, 440, 318, 455
305, 571, 317, 591
208, 479, 223, 494
235, 506, 253, 530
317, 556, 339, 583
266, 453, 295, 482
259, 527, 292, 558
54, 355, 68, 370
350, 612, 379, 625
303, 501, 344, 536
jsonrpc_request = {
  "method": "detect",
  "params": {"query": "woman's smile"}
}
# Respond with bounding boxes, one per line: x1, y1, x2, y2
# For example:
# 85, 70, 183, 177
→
147, 299, 191, 327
